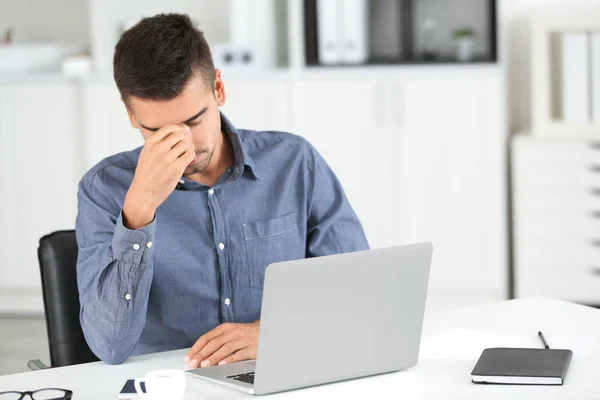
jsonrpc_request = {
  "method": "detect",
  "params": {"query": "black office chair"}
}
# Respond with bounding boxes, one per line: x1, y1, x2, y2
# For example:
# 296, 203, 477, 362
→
33, 230, 99, 368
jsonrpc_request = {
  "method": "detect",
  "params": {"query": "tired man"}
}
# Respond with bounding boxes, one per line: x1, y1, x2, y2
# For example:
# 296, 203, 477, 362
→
76, 13, 368, 368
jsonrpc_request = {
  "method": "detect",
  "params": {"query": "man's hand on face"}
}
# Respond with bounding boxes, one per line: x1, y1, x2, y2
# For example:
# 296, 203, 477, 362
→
184, 321, 260, 369
123, 124, 196, 229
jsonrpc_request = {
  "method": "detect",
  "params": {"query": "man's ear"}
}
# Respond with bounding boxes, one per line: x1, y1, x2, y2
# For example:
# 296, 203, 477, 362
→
122, 98, 139, 128
213, 69, 226, 107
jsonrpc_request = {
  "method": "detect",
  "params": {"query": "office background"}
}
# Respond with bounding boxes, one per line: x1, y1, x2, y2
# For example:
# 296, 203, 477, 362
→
0, 0, 598, 375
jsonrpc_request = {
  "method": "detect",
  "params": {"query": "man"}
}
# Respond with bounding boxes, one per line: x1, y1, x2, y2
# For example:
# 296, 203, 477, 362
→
76, 13, 369, 369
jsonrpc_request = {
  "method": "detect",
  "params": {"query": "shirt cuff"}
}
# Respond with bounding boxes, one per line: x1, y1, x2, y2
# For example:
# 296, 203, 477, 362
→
112, 211, 157, 264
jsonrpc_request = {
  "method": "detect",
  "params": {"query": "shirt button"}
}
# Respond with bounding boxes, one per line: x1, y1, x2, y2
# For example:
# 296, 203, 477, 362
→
219, 243, 225, 250
125, 293, 131, 301
208, 189, 214, 195
132, 244, 140, 250
146, 242, 153, 248
224, 298, 231, 306
179, 179, 185, 184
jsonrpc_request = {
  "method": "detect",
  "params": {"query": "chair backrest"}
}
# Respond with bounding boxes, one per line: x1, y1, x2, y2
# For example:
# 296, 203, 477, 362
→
37, 230, 99, 367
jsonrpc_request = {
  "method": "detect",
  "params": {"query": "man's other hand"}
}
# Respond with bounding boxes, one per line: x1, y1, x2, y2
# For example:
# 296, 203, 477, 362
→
184, 321, 260, 369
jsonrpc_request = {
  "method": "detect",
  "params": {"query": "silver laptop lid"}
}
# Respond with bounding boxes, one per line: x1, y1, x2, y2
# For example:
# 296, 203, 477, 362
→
253, 243, 432, 395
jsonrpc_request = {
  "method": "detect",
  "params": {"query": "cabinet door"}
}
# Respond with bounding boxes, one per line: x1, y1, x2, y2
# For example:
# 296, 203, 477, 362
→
392, 77, 506, 295
291, 79, 394, 249
82, 82, 142, 170
0, 83, 81, 312
220, 78, 292, 132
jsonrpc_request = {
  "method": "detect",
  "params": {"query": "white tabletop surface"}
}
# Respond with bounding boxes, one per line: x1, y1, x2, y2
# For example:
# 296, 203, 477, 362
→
1, 297, 598, 399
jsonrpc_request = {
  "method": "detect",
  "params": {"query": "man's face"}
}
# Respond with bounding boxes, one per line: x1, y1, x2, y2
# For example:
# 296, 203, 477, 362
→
125, 70, 226, 176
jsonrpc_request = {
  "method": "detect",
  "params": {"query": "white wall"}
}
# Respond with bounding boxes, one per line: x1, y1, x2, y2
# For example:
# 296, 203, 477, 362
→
0, 0, 89, 44
501, 0, 600, 134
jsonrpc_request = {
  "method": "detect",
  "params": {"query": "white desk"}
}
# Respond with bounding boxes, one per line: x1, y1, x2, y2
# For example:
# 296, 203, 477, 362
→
1, 298, 598, 399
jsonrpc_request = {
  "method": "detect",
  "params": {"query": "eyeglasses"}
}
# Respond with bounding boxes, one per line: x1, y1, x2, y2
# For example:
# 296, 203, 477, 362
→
0, 389, 72, 400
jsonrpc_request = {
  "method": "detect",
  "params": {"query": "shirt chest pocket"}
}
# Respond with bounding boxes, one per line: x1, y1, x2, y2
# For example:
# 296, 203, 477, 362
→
243, 213, 303, 288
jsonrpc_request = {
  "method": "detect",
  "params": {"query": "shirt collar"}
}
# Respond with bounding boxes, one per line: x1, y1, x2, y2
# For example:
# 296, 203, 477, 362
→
220, 112, 260, 180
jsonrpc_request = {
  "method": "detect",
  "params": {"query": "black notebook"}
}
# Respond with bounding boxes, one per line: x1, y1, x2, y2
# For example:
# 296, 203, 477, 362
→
471, 348, 573, 385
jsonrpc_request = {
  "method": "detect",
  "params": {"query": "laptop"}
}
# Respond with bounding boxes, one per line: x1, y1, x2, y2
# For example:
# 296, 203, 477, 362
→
186, 242, 432, 395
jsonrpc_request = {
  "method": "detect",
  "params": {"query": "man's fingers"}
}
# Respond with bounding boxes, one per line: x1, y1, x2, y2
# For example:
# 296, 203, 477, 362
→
218, 347, 254, 366
202, 339, 249, 368
146, 124, 188, 145
186, 332, 220, 363
167, 140, 193, 163
161, 131, 186, 151
189, 332, 239, 368
185, 327, 224, 362
156, 127, 189, 153
173, 146, 196, 170
186, 335, 222, 369
184, 323, 233, 364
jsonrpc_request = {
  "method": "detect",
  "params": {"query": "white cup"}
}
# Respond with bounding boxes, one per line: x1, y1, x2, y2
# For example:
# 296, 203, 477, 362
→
134, 369, 186, 400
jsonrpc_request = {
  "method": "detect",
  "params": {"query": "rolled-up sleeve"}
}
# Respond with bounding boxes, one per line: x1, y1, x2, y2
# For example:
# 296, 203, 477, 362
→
76, 176, 156, 364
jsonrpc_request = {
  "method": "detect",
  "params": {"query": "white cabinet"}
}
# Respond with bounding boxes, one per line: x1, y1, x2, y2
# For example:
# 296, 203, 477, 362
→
393, 76, 507, 299
291, 78, 395, 250
0, 82, 82, 313
512, 135, 600, 304
220, 78, 293, 132
290, 71, 508, 308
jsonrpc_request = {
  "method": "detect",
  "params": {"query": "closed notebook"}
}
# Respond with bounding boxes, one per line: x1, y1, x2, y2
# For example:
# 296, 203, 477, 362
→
471, 348, 573, 385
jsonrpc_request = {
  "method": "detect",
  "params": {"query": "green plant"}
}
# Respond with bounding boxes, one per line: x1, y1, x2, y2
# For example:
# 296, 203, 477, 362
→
453, 27, 474, 38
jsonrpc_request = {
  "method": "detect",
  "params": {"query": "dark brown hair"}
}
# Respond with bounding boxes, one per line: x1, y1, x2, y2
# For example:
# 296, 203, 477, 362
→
113, 13, 215, 106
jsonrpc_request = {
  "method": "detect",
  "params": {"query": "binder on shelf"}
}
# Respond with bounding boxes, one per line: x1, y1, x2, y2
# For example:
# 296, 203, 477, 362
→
228, 0, 277, 69
561, 32, 590, 124
316, 0, 369, 65
340, 0, 368, 64
316, 0, 341, 65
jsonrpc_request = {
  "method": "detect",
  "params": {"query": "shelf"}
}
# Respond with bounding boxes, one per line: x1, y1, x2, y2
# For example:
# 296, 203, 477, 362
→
0, 62, 504, 88
308, 56, 497, 67
220, 64, 503, 81
303, 0, 498, 68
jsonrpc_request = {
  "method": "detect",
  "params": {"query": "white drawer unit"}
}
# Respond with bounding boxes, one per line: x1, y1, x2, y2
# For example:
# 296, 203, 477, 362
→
512, 135, 600, 304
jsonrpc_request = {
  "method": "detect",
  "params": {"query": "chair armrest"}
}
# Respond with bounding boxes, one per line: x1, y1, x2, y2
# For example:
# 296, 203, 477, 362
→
27, 359, 49, 370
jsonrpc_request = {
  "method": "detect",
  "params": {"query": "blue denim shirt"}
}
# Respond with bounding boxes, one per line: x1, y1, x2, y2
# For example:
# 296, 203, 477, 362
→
75, 113, 369, 364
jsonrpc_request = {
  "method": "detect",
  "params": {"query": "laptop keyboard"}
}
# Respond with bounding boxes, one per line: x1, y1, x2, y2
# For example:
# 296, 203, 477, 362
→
227, 372, 255, 384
